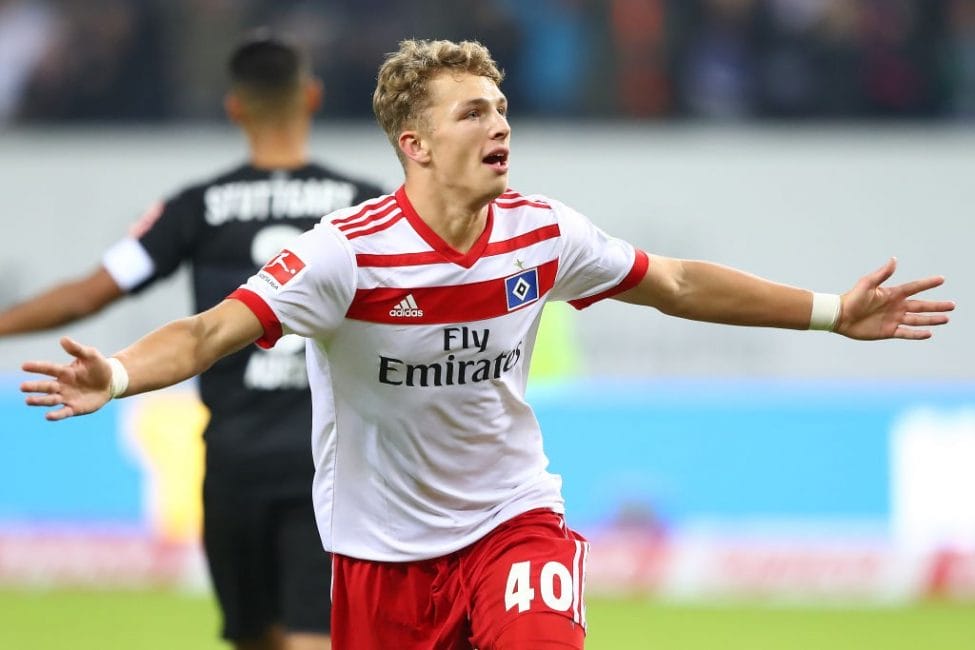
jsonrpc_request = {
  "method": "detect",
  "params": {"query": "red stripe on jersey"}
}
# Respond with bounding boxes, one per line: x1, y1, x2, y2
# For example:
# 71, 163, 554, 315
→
347, 259, 558, 324
569, 249, 650, 310
494, 198, 551, 210
332, 195, 397, 226
335, 203, 400, 235
355, 250, 444, 267
355, 224, 561, 267
228, 288, 283, 349
484, 224, 561, 256
343, 211, 405, 240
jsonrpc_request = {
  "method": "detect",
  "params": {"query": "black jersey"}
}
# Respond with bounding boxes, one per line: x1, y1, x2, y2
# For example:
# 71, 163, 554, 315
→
131, 163, 384, 481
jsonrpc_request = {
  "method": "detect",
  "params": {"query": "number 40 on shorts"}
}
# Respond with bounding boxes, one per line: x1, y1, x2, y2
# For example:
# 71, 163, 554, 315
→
504, 560, 581, 615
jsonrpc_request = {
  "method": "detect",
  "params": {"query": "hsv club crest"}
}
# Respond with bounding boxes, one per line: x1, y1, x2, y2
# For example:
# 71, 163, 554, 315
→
504, 268, 540, 311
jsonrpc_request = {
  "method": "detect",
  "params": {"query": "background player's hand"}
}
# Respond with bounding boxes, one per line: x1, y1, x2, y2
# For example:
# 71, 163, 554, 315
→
836, 258, 954, 341
21, 337, 113, 420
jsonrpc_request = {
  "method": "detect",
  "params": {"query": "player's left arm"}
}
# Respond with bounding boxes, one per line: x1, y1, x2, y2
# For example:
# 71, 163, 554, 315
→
614, 255, 954, 340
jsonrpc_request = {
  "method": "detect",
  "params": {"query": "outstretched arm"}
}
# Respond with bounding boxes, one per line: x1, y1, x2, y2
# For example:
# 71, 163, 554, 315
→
0, 267, 123, 336
615, 255, 953, 340
21, 299, 263, 420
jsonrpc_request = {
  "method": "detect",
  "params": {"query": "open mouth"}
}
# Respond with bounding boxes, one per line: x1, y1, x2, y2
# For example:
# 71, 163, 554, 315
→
482, 151, 509, 171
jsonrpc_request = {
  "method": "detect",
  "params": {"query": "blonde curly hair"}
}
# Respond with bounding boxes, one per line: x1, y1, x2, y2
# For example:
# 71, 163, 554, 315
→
373, 39, 504, 164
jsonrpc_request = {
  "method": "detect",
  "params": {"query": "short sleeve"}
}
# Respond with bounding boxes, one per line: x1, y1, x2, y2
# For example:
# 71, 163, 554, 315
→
135, 192, 200, 284
101, 195, 195, 293
229, 221, 356, 348
101, 237, 156, 292
547, 199, 648, 309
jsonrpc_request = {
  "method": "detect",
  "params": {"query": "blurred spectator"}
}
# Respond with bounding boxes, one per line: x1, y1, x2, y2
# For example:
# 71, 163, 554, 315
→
160, 0, 256, 120
807, 0, 869, 117
949, 0, 975, 117
858, 0, 945, 117
0, 0, 59, 124
676, 0, 762, 119
499, 0, 597, 115
753, 0, 832, 118
608, 0, 672, 117
18, 0, 171, 121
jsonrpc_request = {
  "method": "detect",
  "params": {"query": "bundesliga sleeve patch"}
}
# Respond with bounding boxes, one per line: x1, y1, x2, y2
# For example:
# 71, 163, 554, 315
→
259, 249, 307, 289
505, 268, 540, 311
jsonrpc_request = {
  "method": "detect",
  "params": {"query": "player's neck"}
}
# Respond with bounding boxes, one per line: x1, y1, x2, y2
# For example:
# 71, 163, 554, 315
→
246, 124, 309, 170
402, 179, 491, 254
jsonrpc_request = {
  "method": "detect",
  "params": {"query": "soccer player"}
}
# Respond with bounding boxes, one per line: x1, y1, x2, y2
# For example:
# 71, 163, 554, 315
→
5, 35, 383, 650
20, 39, 953, 649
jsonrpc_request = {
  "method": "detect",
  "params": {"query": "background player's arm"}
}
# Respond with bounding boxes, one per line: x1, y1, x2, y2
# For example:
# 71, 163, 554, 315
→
615, 255, 952, 340
22, 299, 263, 420
0, 266, 123, 336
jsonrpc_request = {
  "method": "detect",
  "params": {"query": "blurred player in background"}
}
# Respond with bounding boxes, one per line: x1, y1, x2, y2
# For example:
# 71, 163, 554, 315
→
3, 34, 383, 650
20, 39, 954, 649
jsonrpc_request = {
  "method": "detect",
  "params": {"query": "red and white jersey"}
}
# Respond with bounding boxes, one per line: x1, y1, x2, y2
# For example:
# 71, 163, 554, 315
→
231, 187, 648, 561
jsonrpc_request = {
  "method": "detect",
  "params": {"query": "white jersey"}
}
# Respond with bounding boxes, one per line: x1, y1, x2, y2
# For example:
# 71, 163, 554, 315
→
231, 187, 648, 561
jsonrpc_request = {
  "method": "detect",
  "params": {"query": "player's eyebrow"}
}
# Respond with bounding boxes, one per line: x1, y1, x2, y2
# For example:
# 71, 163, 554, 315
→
456, 98, 489, 111
456, 96, 507, 113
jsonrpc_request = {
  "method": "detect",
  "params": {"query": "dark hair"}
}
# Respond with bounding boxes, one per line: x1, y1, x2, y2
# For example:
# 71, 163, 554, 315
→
227, 32, 308, 94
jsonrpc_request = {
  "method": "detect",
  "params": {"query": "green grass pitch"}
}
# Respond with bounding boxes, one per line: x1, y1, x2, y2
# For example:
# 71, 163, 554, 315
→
0, 589, 972, 649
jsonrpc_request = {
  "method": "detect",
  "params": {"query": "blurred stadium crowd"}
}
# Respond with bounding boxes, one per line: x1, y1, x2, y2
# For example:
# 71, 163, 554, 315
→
1, 0, 974, 124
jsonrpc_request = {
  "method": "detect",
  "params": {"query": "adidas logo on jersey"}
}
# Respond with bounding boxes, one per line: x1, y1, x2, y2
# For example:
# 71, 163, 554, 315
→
389, 294, 424, 318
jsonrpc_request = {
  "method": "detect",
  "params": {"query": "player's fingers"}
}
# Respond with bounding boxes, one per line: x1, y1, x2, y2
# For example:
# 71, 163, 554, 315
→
895, 276, 945, 298
901, 313, 950, 327
21, 379, 60, 395
893, 325, 933, 340
25, 394, 64, 407
864, 257, 896, 288
60, 336, 94, 360
905, 298, 955, 313
20, 361, 63, 378
45, 406, 76, 421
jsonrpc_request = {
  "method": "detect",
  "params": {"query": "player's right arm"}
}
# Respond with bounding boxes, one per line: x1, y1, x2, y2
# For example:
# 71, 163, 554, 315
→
21, 299, 262, 421
0, 267, 123, 336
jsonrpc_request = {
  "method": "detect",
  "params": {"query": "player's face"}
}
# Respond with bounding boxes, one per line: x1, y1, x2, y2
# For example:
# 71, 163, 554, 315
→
420, 72, 510, 202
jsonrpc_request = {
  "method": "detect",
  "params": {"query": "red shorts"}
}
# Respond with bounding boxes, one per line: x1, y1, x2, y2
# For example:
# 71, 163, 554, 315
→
331, 509, 589, 649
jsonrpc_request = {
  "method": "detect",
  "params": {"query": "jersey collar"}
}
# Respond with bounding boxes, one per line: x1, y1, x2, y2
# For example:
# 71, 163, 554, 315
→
394, 186, 493, 269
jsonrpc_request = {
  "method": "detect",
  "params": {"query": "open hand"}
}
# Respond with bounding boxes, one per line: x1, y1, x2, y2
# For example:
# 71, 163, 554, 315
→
837, 258, 955, 340
21, 336, 113, 420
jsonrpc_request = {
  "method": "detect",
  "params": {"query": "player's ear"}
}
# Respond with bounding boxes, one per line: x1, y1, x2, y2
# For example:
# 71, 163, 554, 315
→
305, 77, 324, 113
399, 130, 430, 165
224, 93, 244, 124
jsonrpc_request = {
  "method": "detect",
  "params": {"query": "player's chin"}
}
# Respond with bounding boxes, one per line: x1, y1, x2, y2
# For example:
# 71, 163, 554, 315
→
482, 172, 508, 196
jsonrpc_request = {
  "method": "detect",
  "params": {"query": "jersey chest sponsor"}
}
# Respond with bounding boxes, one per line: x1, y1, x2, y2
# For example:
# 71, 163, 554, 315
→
377, 326, 523, 388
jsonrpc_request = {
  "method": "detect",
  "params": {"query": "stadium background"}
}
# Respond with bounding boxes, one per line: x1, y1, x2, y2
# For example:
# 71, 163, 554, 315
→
0, 1, 973, 648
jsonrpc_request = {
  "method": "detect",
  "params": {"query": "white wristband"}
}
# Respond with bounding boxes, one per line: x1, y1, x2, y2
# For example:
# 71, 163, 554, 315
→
107, 357, 129, 399
809, 292, 842, 332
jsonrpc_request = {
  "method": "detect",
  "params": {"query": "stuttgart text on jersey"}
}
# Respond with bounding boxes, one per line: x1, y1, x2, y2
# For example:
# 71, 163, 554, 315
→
205, 178, 358, 225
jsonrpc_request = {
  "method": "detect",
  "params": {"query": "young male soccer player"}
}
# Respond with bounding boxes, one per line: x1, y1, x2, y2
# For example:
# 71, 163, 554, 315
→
5, 35, 383, 650
21, 39, 953, 649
